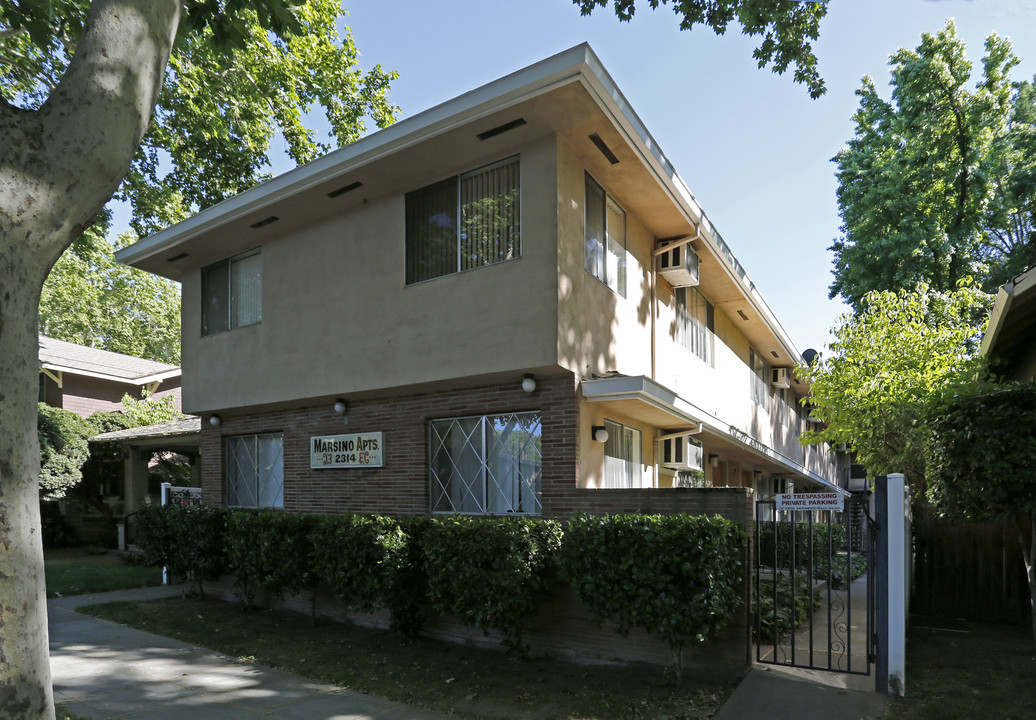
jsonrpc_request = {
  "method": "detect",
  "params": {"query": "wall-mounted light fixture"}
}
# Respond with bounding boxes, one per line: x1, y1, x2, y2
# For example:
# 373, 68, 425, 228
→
521, 374, 537, 393
708, 453, 719, 467
333, 399, 348, 415
209, 414, 221, 427
591, 425, 610, 443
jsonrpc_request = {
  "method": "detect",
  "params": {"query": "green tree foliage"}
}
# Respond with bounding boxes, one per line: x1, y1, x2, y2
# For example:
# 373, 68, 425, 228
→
39, 222, 182, 363
118, 0, 397, 236
799, 282, 991, 485
830, 21, 1036, 310
119, 388, 182, 426
36, 403, 91, 500
926, 384, 1036, 647
575, 0, 829, 98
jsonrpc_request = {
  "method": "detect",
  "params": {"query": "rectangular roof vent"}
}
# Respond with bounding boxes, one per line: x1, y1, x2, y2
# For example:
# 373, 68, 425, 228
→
249, 216, 279, 229
589, 133, 619, 165
327, 181, 363, 198
477, 118, 526, 141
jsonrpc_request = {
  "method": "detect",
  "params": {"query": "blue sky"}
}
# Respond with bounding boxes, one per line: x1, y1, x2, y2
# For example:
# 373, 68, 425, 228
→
324, 0, 1036, 353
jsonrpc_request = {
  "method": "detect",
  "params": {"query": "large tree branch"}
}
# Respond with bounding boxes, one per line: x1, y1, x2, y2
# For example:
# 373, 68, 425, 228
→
0, 0, 180, 265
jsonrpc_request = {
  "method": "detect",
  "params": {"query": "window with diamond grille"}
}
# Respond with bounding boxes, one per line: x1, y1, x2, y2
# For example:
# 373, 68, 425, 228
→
429, 412, 542, 514
226, 433, 284, 508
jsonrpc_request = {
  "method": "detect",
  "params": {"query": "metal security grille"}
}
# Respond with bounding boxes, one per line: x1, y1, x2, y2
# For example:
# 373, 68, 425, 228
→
429, 412, 542, 514
754, 496, 877, 675
226, 433, 284, 508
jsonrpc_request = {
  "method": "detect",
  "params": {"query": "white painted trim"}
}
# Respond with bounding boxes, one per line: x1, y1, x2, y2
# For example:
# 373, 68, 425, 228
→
885, 472, 908, 696
40, 362, 181, 387
581, 375, 846, 494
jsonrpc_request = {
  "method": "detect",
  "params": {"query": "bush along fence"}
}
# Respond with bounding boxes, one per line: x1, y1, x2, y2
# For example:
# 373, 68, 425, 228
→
134, 506, 747, 673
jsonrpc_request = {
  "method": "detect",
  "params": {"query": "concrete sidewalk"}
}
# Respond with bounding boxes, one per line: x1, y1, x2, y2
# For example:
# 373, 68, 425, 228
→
49, 585, 449, 719
713, 664, 888, 720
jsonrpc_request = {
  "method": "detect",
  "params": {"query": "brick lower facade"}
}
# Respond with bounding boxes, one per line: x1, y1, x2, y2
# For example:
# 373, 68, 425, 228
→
198, 372, 754, 677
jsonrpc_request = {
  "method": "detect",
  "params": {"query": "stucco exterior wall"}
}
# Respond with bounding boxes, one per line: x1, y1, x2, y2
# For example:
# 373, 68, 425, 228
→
183, 137, 561, 414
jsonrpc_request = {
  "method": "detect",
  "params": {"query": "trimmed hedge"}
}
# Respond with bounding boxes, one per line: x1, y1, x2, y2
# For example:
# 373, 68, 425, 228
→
136, 507, 747, 661
424, 516, 562, 652
135, 503, 227, 597
562, 512, 746, 674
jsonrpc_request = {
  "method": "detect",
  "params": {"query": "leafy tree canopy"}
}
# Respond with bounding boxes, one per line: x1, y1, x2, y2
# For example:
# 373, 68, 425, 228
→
39, 219, 181, 363
799, 281, 992, 485
575, 0, 829, 98
830, 21, 1036, 310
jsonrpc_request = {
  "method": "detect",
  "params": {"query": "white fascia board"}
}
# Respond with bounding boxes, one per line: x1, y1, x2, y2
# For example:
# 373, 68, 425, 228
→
40, 363, 157, 386
117, 44, 599, 268
581, 375, 846, 494
133, 368, 182, 385
575, 58, 803, 363
980, 266, 1036, 357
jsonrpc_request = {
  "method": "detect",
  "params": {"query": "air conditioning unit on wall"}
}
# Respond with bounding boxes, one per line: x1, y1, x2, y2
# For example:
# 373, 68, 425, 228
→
657, 240, 700, 287
771, 367, 791, 388
659, 435, 704, 472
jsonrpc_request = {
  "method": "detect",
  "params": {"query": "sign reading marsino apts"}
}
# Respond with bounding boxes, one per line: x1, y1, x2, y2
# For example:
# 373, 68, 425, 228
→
311, 432, 383, 469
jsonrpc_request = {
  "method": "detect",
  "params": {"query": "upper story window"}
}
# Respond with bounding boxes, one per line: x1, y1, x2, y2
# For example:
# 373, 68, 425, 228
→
750, 348, 769, 405
585, 173, 626, 297
405, 156, 521, 284
676, 287, 715, 364
201, 249, 262, 336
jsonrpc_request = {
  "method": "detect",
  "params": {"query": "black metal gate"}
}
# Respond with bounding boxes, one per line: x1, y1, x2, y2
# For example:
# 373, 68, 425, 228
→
754, 494, 876, 674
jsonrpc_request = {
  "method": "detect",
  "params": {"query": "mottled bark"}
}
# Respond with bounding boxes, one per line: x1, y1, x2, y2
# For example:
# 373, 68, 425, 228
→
0, 2, 179, 717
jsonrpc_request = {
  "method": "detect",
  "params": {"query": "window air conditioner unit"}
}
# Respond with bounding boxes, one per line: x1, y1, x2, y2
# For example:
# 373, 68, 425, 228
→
657, 240, 700, 288
659, 435, 704, 472
771, 367, 791, 389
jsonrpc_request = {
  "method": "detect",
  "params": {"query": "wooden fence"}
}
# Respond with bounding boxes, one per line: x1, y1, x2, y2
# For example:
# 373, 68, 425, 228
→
912, 502, 1029, 623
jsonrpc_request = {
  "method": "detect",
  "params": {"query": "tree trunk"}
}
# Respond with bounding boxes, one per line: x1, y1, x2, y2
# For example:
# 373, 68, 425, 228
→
0, 2, 179, 716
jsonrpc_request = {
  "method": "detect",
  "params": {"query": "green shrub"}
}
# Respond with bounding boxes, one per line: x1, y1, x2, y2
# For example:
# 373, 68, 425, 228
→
562, 513, 746, 674
757, 521, 846, 570
424, 516, 563, 652
310, 514, 407, 613
37, 403, 91, 500
135, 503, 227, 596
812, 551, 868, 590
224, 510, 316, 606
755, 575, 820, 643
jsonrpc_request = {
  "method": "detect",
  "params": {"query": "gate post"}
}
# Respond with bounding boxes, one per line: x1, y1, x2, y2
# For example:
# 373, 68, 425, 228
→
876, 473, 908, 695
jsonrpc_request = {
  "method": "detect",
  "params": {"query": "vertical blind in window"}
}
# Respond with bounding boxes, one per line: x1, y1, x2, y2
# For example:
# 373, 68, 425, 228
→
406, 157, 520, 284
676, 287, 715, 364
201, 250, 262, 336
584, 173, 626, 297
603, 419, 642, 488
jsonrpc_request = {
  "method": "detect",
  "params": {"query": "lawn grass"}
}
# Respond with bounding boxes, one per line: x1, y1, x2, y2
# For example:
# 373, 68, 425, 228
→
81, 596, 732, 720
887, 616, 1036, 720
44, 548, 162, 598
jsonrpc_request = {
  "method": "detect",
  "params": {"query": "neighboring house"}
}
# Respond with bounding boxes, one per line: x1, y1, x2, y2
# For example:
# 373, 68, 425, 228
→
38, 335, 192, 542
39, 334, 182, 416
981, 266, 1036, 380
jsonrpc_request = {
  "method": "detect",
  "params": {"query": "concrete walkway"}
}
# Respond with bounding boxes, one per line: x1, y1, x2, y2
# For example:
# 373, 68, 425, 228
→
50, 584, 889, 720
49, 586, 449, 719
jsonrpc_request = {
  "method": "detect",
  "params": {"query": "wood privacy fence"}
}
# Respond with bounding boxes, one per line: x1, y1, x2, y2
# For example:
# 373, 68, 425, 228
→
912, 502, 1029, 623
